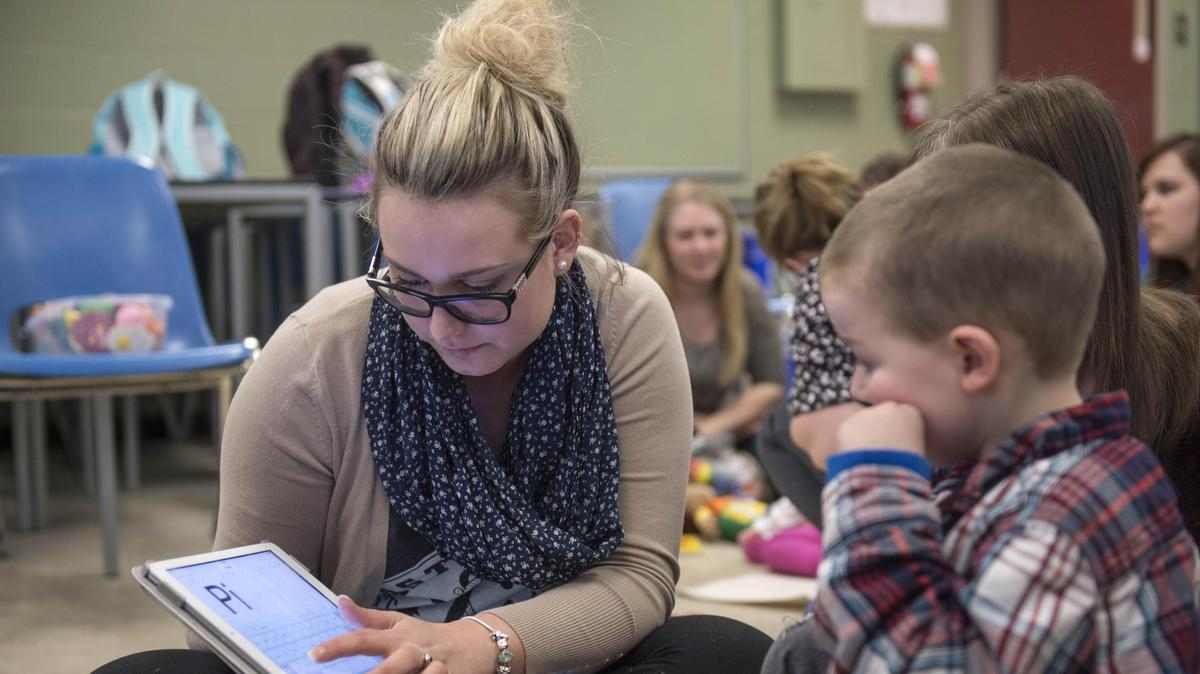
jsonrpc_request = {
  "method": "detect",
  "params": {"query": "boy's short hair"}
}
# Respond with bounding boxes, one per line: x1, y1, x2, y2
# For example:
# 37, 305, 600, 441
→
820, 143, 1105, 379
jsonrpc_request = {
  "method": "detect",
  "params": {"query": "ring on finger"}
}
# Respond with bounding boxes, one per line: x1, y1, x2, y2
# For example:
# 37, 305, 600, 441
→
422, 652, 433, 666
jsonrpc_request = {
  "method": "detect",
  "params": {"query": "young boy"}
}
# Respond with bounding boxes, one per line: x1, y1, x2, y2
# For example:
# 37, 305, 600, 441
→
812, 144, 1199, 672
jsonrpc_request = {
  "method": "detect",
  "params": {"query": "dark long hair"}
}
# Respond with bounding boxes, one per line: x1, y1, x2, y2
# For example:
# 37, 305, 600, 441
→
1138, 133, 1200, 294
912, 77, 1147, 440
1136, 287, 1200, 544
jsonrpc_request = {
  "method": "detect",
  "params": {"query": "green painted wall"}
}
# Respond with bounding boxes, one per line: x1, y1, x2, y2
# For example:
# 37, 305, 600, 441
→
745, 0, 963, 195
0, 0, 969, 197
1156, 0, 1200, 136
0, 0, 457, 179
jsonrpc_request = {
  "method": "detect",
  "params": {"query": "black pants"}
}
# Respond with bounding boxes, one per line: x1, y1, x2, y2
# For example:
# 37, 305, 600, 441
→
754, 401, 825, 528
93, 614, 771, 674
759, 616, 831, 674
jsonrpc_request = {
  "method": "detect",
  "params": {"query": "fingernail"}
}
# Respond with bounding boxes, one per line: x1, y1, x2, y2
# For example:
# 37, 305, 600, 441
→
309, 647, 325, 661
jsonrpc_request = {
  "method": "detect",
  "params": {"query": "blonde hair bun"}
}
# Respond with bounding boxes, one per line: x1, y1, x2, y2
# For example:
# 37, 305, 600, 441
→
370, 0, 581, 237
426, 0, 569, 108
752, 152, 858, 262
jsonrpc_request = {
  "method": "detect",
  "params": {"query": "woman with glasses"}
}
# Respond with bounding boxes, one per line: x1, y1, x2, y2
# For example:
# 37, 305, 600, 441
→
97, 1, 771, 673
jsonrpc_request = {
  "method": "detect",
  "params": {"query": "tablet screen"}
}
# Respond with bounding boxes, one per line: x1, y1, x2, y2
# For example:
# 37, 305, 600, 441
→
166, 549, 383, 674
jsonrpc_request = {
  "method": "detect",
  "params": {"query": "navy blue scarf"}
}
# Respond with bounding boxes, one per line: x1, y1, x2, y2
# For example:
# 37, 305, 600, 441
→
361, 262, 623, 591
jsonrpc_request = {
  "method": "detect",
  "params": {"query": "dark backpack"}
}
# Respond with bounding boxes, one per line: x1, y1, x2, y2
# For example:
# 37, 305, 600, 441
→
282, 45, 406, 186
282, 45, 374, 185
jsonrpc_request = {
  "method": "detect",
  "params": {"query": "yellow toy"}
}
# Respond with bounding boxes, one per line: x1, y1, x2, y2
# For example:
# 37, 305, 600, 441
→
679, 533, 703, 554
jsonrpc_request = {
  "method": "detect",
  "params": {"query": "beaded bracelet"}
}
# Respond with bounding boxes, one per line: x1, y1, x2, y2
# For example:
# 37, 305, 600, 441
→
464, 615, 515, 674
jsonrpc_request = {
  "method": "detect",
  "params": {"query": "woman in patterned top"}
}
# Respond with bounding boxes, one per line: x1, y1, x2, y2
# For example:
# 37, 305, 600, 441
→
95, 1, 772, 673
750, 153, 862, 524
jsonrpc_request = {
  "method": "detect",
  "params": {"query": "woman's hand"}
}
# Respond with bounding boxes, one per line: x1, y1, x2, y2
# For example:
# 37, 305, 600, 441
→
309, 596, 502, 674
695, 383, 785, 438
693, 413, 722, 438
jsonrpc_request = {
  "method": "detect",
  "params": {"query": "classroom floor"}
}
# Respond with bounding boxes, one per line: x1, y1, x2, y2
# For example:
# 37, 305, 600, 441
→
0, 440, 802, 674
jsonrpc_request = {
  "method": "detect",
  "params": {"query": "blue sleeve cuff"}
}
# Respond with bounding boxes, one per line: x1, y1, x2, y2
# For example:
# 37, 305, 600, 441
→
826, 449, 932, 483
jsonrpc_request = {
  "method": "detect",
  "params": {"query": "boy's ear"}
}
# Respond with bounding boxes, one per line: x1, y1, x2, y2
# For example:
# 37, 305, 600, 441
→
948, 325, 1000, 393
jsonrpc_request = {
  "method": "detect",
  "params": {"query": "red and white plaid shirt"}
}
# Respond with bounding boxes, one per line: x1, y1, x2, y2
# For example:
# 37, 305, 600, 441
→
813, 391, 1200, 673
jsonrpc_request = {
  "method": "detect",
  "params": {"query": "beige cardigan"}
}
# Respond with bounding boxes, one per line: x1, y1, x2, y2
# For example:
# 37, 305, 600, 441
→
209, 248, 692, 673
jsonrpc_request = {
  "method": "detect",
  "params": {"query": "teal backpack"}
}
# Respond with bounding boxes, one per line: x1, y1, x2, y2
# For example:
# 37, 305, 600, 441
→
88, 71, 244, 181
340, 60, 407, 166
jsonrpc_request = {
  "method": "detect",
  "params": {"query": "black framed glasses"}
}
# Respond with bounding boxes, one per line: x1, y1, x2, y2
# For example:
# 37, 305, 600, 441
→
365, 235, 553, 325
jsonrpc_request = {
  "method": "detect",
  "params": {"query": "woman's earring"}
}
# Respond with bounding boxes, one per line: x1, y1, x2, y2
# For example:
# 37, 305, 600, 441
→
558, 260, 568, 272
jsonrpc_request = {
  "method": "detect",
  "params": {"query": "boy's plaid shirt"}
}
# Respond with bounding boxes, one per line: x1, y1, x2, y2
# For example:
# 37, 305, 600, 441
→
813, 391, 1200, 673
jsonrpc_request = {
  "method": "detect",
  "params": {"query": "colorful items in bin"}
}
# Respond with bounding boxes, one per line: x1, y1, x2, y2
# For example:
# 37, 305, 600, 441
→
21, 294, 171, 354
691, 502, 720, 540
718, 498, 767, 541
690, 430, 734, 455
684, 482, 716, 522
689, 494, 767, 542
689, 453, 761, 497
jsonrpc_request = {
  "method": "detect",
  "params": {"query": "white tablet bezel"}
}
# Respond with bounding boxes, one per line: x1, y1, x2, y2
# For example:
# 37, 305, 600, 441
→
136, 541, 347, 674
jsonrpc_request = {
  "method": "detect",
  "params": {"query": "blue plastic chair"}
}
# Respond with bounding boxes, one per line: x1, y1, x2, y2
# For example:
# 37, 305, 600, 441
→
742, 229, 775, 289
0, 156, 257, 576
1138, 224, 1151, 281
598, 178, 672, 262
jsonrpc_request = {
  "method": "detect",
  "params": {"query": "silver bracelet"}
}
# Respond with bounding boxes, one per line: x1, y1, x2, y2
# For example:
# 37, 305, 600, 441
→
464, 615, 515, 674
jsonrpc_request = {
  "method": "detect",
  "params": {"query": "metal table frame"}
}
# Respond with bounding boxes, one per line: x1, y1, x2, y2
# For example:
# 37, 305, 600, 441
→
171, 182, 368, 340
3, 363, 250, 576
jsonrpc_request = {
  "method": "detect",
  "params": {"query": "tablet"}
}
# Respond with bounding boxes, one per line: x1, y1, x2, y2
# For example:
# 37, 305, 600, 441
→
133, 542, 384, 674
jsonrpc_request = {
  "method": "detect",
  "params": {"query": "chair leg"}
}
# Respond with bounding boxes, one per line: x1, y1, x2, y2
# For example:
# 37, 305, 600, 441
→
122, 396, 140, 490
91, 396, 121, 578
158, 393, 189, 443
338, 200, 365, 280
80, 400, 96, 496
229, 208, 252, 340
47, 399, 71, 447
208, 225, 229, 342
30, 400, 48, 529
13, 400, 32, 532
256, 229, 276, 341
278, 229, 299, 320
209, 376, 236, 539
0, 496, 8, 558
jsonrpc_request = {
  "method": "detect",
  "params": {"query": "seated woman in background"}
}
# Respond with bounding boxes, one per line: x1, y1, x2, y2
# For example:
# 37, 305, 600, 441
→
750, 154, 861, 525
1140, 133, 1200, 295
637, 180, 784, 446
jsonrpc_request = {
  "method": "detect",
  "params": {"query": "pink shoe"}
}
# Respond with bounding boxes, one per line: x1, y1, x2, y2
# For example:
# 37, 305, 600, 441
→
740, 530, 767, 564
761, 524, 822, 577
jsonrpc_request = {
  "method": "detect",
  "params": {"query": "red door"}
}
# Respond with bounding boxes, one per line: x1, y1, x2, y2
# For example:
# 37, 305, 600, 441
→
1002, 0, 1155, 158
